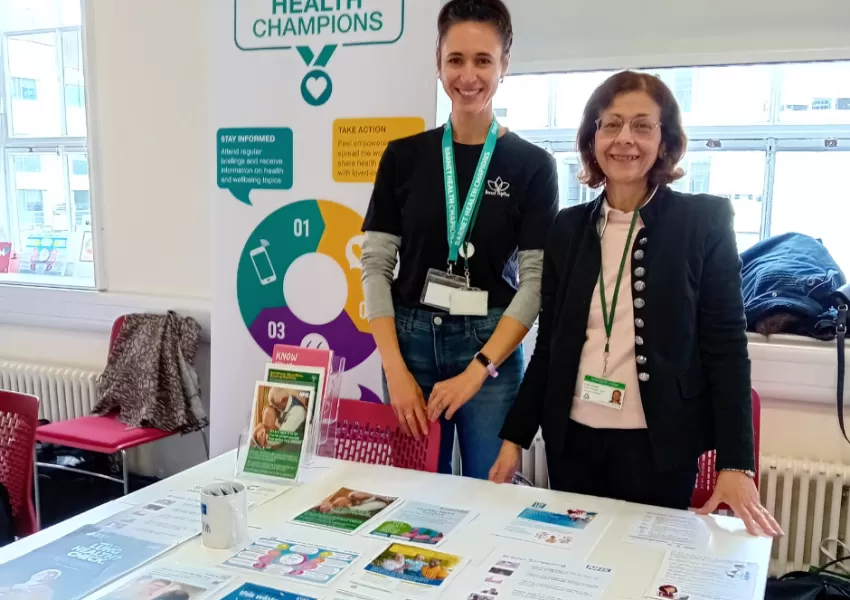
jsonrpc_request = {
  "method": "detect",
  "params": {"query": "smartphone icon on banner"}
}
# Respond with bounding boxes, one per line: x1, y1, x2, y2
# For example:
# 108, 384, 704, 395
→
250, 240, 277, 286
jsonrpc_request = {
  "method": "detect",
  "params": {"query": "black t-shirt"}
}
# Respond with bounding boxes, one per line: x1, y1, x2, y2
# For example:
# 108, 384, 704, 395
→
362, 127, 559, 310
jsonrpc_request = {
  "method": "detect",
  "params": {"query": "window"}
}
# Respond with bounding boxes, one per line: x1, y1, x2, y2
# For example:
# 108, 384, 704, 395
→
0, 0, 94, 287
17, 190, 45, 230
11, 76, 37, 100
438, 61, 850, 271
13, 155, 40, 173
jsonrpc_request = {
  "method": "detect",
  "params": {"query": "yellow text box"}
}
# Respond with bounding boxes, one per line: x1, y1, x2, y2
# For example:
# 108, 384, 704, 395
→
333, 117, 425, 183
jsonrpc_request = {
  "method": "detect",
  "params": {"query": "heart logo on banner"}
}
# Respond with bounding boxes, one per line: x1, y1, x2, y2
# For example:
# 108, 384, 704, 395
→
300, 69, 333, 106
306, 76, 327, 99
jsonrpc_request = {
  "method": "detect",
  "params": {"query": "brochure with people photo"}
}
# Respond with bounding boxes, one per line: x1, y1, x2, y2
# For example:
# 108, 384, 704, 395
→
243, 381, 315, 481
337, 543, 466, 600
291, 487, 399, 534
265, 363, 326, 428
95, 565, 233, 600
367, 501, 475, 546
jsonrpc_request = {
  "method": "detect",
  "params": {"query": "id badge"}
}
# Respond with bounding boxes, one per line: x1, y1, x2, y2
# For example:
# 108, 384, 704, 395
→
449, 288, 488, 316
421, 268, 468, 311
580, 375, 626, 410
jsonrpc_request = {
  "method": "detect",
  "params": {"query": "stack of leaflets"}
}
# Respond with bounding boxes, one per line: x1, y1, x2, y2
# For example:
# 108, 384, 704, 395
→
242, 344, 334, 483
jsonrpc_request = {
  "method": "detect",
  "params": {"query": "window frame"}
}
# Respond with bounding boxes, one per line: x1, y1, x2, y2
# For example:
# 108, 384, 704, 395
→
0, 0, 103, 290
503, 64, 850, 250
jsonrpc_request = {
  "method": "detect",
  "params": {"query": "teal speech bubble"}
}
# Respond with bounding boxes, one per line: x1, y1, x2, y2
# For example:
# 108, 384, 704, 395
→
217, 128, 293, 205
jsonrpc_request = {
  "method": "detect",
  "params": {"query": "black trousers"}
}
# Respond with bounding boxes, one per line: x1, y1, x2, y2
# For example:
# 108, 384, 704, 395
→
548, 420, 698, 510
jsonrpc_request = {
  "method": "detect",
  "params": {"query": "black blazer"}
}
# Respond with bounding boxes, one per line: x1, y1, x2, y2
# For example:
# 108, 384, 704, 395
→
500, 186, 755, 472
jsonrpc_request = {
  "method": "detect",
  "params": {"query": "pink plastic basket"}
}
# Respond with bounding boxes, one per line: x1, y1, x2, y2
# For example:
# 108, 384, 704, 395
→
333, 399, 441, 473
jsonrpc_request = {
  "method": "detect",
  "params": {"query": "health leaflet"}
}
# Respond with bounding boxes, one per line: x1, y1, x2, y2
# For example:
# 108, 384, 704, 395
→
243, 381, 315, 481
338, 542, 467, 600
367, 501, 474, 546
291, 487, 398, 534
222, 535, 360, 587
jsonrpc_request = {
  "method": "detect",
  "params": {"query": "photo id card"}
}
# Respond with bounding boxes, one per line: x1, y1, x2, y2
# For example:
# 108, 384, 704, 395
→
580, 375, 626, 410
421, 268, 469, 311
449, 288, 488, 316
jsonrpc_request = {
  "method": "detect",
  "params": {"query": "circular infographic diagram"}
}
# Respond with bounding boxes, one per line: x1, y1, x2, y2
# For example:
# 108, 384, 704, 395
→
237, 199, 374, 371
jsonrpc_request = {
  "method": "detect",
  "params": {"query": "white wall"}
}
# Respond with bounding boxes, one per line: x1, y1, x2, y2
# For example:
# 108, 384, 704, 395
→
2, 0, 850, 477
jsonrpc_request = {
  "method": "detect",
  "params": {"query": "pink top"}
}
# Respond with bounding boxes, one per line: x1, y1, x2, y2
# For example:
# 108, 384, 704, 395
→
570, 198, 648, 430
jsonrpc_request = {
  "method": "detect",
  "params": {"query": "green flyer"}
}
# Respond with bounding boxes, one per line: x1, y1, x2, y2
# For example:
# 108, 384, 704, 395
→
243, 381, 315, 481
292, 487, 399, 534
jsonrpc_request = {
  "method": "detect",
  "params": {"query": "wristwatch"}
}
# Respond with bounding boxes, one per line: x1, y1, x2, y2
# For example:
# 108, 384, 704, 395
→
722, 468, 756, 478
474, 352, 499, 378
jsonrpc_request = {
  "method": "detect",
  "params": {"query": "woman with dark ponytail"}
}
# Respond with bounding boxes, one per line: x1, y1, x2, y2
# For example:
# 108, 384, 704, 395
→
361, 0, 559, 479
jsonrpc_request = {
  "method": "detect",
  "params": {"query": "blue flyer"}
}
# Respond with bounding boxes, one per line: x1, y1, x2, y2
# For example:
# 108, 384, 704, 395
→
220, 582, 318, 600
0, 525, 168, 600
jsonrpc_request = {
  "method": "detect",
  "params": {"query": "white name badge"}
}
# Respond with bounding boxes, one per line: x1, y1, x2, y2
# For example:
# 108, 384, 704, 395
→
421, 268, 468, 311
449, 288, 488, 316
580, 375, 626, 410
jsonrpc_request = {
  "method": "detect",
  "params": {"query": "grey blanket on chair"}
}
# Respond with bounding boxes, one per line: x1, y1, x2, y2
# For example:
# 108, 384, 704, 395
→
92, 311, 208, 433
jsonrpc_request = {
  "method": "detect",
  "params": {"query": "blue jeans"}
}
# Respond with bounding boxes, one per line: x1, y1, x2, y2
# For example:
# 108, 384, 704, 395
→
384, 306, 524, 479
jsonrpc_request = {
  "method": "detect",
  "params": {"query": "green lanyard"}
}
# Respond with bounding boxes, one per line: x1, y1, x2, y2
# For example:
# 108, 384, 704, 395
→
598, 209, 640, 377
442, 117, 500, 265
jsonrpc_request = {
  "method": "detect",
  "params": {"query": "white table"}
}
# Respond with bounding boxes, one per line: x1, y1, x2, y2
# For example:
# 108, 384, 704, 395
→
0, 452, 773, 599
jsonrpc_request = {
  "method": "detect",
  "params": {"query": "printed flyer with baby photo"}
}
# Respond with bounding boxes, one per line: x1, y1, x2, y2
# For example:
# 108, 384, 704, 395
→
338, 542, 466, 600
243, 381, 315, 481
291, 487, 399, 534
494, 501, 613, 558
367, 501, 475, 547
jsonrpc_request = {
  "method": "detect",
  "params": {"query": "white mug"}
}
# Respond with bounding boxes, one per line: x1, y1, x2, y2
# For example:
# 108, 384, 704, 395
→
200, 481, 248, 549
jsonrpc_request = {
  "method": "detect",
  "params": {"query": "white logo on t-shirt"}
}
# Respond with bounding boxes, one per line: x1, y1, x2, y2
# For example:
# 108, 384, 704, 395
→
485, 177, 511, 198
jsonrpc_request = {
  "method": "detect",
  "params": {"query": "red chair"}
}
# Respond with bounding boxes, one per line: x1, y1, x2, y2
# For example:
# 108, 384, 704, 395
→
691, 388, 761, 510
34, 316, 205, 526
331, 399, 441, 472
0, 390, 39, 537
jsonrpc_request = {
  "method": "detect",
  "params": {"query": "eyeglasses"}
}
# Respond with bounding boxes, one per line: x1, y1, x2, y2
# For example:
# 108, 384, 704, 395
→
595, 116, 661, 139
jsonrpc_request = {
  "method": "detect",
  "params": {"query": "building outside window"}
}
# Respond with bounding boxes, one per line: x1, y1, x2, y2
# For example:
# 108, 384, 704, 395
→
0, 0, 94, 287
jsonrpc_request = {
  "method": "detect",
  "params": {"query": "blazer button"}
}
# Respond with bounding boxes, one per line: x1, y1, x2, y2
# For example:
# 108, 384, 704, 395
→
635, 335, 644, 345
638, 372, 650, 382
634, 318, 645, 328
639, 237, 648, 246
634, 267, 646, 277
634, 250, 645, 260
634, 281, 646, 292
636, 355, 647, 365
634, 298, 645, 309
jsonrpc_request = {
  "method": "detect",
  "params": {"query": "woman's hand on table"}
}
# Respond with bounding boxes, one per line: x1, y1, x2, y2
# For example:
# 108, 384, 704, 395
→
697, 470, 784, 537
488, 441, 522, 484
426, 362, 488, 422
386, 367, 429, 439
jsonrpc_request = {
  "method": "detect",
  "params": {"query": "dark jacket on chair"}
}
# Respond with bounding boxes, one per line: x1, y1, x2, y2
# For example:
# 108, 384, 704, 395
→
500, 186, 755, 473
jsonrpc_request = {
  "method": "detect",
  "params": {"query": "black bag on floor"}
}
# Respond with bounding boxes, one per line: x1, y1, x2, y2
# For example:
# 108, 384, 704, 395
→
766, 558, 850, 599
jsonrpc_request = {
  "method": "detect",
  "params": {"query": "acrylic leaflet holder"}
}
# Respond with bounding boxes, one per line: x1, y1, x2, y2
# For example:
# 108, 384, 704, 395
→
234, 355, 345, 486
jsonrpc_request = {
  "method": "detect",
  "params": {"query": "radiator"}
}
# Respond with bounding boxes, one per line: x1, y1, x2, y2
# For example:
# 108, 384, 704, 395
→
520, 440, 850, 578
0, 360, 100, 422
